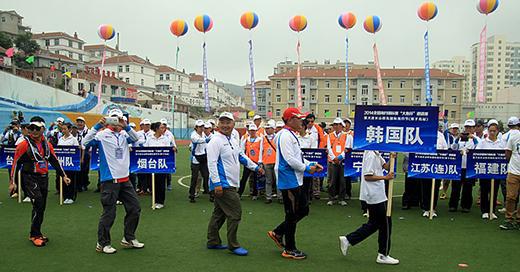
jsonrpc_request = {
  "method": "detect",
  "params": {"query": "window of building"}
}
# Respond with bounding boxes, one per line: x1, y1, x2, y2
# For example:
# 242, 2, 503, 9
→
45, 39, 50, 46
337, 95, 342, 103
400, 95, 405, 103
373, 94, 378, 102
89, 83, 95, 92
451, 80, 457, 88
1, 17, 5, 22
275, 109, 281, 116
311, 94, 315, 101
68, 40, 73, 47
141, 79, 144, 86
438, 79, 443, 86
336, 109, 342, 117
289, 79, 296, 87
276, 81, 281, 89
324, 95, 330, 103
111, 88, 117, 96
310, 79, 317, 86
54, 38, 59, 45
451, 96, 457, 104
388, 95, 393, 103
159, 74, 164, 80
68, 52, 73, 58
337, 81, 343, 88
125, 65, 130, 72
166, 74, 170, 80
141, 67, 144, 74
325, 81, 331, 88
102, 85, 106, 94
78, 82, 84, 91
302, 86, 306, 94
415, 95, 420, 101
276, 95, 281, 102
400, 80, 406, 88
198, 83, 203, 88
125, 78, 129, 83
352, 94, 356, 101
351, 79, 357, 85
415, 79, 421, 86
121, 89, 126, 97
361, 85, 369, 95
387, 80, 393, 88
450, 111, 456, 119
290, 94, 294, 101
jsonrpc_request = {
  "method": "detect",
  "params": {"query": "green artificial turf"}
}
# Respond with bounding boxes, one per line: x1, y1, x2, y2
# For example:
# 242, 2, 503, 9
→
0, 146, 518, 272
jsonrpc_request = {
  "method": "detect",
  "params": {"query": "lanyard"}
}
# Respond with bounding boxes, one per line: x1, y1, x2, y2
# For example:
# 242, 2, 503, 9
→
283, 128, 304, 163
111, 132, 122, 147
225, 135, 238, 164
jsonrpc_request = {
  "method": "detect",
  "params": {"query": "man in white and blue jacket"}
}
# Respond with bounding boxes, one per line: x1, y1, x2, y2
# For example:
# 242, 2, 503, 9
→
206, 112, 264, 256
267, 108, 323, 260
82, 109, 144, 254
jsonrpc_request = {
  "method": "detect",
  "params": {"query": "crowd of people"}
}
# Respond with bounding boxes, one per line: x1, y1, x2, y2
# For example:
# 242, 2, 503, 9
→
3, 108, 520, 264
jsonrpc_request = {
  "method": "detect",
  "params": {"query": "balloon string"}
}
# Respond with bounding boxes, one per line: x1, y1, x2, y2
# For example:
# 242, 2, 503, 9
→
203, 41, 210, 112
249, 39, 257, 110
97, 41, 107, 113
296, 36, 302, 110
175, 38, 180, 70
345, 34, 349, 105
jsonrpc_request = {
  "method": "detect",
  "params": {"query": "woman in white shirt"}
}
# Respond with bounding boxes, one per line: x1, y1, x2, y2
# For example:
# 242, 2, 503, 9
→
476, 120, 505, 220
144, 122, 174, 209
298, 120, 318, 202
57, 122, 80, 204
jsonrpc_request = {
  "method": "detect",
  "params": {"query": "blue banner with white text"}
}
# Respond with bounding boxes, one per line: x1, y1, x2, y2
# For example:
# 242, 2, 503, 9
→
353, 105, 439, 153
302, 148, 328, 178
49, 146, 81, 171
408, 150, 462, 180
344, 150, 396, 178
466, 149, 508, 179
90, 147, 176, 173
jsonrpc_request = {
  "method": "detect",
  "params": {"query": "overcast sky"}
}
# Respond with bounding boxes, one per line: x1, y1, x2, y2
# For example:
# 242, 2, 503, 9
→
5, 0, 519, 85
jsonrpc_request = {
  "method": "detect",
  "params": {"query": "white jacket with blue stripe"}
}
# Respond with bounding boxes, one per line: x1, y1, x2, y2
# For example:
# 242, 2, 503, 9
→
207, 131, 259, 190
82, 123, 139, 182
275, 128, 312, 190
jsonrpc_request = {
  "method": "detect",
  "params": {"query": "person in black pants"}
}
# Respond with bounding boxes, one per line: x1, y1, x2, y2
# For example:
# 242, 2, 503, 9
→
401, 154, 421, 209
189, 120, 210, 202
238, 167, 258, 198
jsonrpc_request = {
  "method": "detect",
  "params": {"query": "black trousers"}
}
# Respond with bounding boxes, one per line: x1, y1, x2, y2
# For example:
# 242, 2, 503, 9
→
480, 179, 500, 214
137, 174, 151, 192
129, 173, 137, 190
154, 174, 168, 205
78, 153, 90, 190
98, 181, 141, 246
189, 162, 209, 199
402, 173, 421, 208
346, 201, 392, 255
449, 169, 474, 210
328, 163, 346, 201
420, 179, 440, 211
303, 177, 313, 202
21, 173, 49, 237
63, 170, 77, 200
238, 167, 258, 197
273, 186, 309, 251
345, 177, 352, 199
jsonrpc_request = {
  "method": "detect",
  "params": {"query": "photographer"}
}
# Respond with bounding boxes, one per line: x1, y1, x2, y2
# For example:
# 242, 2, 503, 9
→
1, 120, 22, 146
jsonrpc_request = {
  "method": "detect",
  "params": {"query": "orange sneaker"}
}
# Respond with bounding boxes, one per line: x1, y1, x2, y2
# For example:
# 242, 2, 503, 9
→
29, 236, 46, 247
267, 231, 284, 249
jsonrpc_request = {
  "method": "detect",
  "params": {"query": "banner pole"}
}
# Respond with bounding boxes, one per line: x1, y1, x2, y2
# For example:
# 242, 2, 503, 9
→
151, 173, 156, 210
59, 176, 63, 206
17, 170, 22, 203
490, 179, 495, 221
429, 178, 435, 220
386, 156, 395, 217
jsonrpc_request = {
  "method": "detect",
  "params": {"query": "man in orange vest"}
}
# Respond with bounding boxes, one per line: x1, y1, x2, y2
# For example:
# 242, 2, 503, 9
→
261, 120, 277, 203
253, 115, 265, 137
305, 113, 327, 149
327, 118, 351, 206
343, 118, 354, 199
238, 124, 263, 200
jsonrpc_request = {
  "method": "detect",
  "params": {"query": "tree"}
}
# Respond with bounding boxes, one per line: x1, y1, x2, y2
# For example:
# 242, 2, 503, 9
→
0, 32, 13, 49
14, 33, 39, 54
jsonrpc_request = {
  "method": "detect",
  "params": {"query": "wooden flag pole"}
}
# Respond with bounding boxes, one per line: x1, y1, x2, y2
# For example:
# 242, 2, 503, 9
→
386, 156, 396, 217
59, 176, 63, 206
490, 179, 495, 221
151, 173, 156, 210
17, 171, 22, 203
429, 178, 436, 220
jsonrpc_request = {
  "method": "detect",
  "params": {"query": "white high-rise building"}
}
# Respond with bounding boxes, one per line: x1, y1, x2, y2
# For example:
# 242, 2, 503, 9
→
433, 56, 471, 102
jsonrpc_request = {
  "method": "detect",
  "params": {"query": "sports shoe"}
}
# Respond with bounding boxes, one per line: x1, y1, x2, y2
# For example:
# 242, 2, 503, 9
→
339, 201, 348, 206
498, 208, 506, 213
265, 199, 273, 204
363, 212, 369, 217
482, 213, 489, 219
207, 244, 228, 250
96, 243, 117, 254
167, 185, 173, 191
230, 247, 248, 256
267, 231, 284, 249
431, 211, 438, 218
11, 193, 18, 198
251, 196, 258, 201
376, 253, 399, 265
448, 207, 457, 212
116, 200, 123, 205
461, 208, 470, 213
154, 203, 164, 209
281, 249, 307, 260
490, 213, 498, 220
338, 236, 350, 256
121, 238, 144, 249
29, 236, 46, 247
23, 197, 31, 203
64, 199, 74, 205
499, 221, 519, 230
327, 201, 334, 206
439, 192, 447, 200
422, 211, 429, 217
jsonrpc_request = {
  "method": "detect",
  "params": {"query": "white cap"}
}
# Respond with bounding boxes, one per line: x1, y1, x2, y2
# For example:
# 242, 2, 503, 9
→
248, 124, 258, 131
508, 116, 520, 126
276, 121, 284, 128
253, 115, 262, 120
122, 116, 128, 122
195, 119, 205, 127
108, 109, 123, 118
464, 119, 476, 127
208, 119, 216, 126
219, 112, 234, 121
449, 123, 460, 129
56, 117, 65, 123
140, 118, 151, 125
343, 118, 352, 124
204, 122, 212, 129
265, 120, 276, 129
487, 119, 499, 127
129, 122, 136, 128
76, 116, 85, 122
160, 118, 168, 125
333, 117, 345, 126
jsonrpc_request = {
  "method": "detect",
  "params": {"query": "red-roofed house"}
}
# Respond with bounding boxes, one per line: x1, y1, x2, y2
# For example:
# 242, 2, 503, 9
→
269, 67, 465, 124
32, 31, 88, 62
70, 69, 138, 104
155, 65, 190, 97
84, 44, 127, 62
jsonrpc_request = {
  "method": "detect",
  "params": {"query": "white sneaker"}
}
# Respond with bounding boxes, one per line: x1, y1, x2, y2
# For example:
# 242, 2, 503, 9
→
422, 211, 429, 217
363, 212, 369, 217
154, 203, 164, 209
96, 243, 117, 254
64, 199, 74, 205
490, 213, 498, 220
338, 236, 350, 256
327, 201, 334, 206
498, 208, 506, 214
23, 197, 31, 203
121, 238, 144, 249
339, 201, 348, 206
116, 200, 123, 205
431, 211, 438, 218
376, 253, 400, 265
482, 213, 489, 219
251, 196, 258, 201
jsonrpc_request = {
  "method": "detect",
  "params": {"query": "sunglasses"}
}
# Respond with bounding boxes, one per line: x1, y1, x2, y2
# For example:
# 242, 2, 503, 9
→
28, 125, 43, 131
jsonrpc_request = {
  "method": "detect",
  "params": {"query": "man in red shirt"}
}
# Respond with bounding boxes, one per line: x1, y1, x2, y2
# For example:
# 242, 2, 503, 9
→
9, 116, 70, 247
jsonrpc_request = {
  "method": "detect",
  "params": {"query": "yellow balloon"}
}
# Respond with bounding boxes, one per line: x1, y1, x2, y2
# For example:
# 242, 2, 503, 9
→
248, 111, 255, 117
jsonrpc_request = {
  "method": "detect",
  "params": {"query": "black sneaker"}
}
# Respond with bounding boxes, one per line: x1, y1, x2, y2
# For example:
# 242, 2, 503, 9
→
265, 199, 273, 204
267, 231, 284, 249
499, 221, 519, 230
461, 208, 470, 213
282, 249, 307, 260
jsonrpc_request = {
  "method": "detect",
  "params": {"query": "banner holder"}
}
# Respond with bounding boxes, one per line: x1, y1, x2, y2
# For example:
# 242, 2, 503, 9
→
151, 173, 156, 210
17, 171, 22, 203
386, 156, 396, 217
429, 178, 436, 220
490, 179, 495, 221
59, 176, 63, 206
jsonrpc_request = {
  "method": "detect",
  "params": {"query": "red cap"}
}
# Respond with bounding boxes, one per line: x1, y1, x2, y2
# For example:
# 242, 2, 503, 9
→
282, 107, 305, 121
